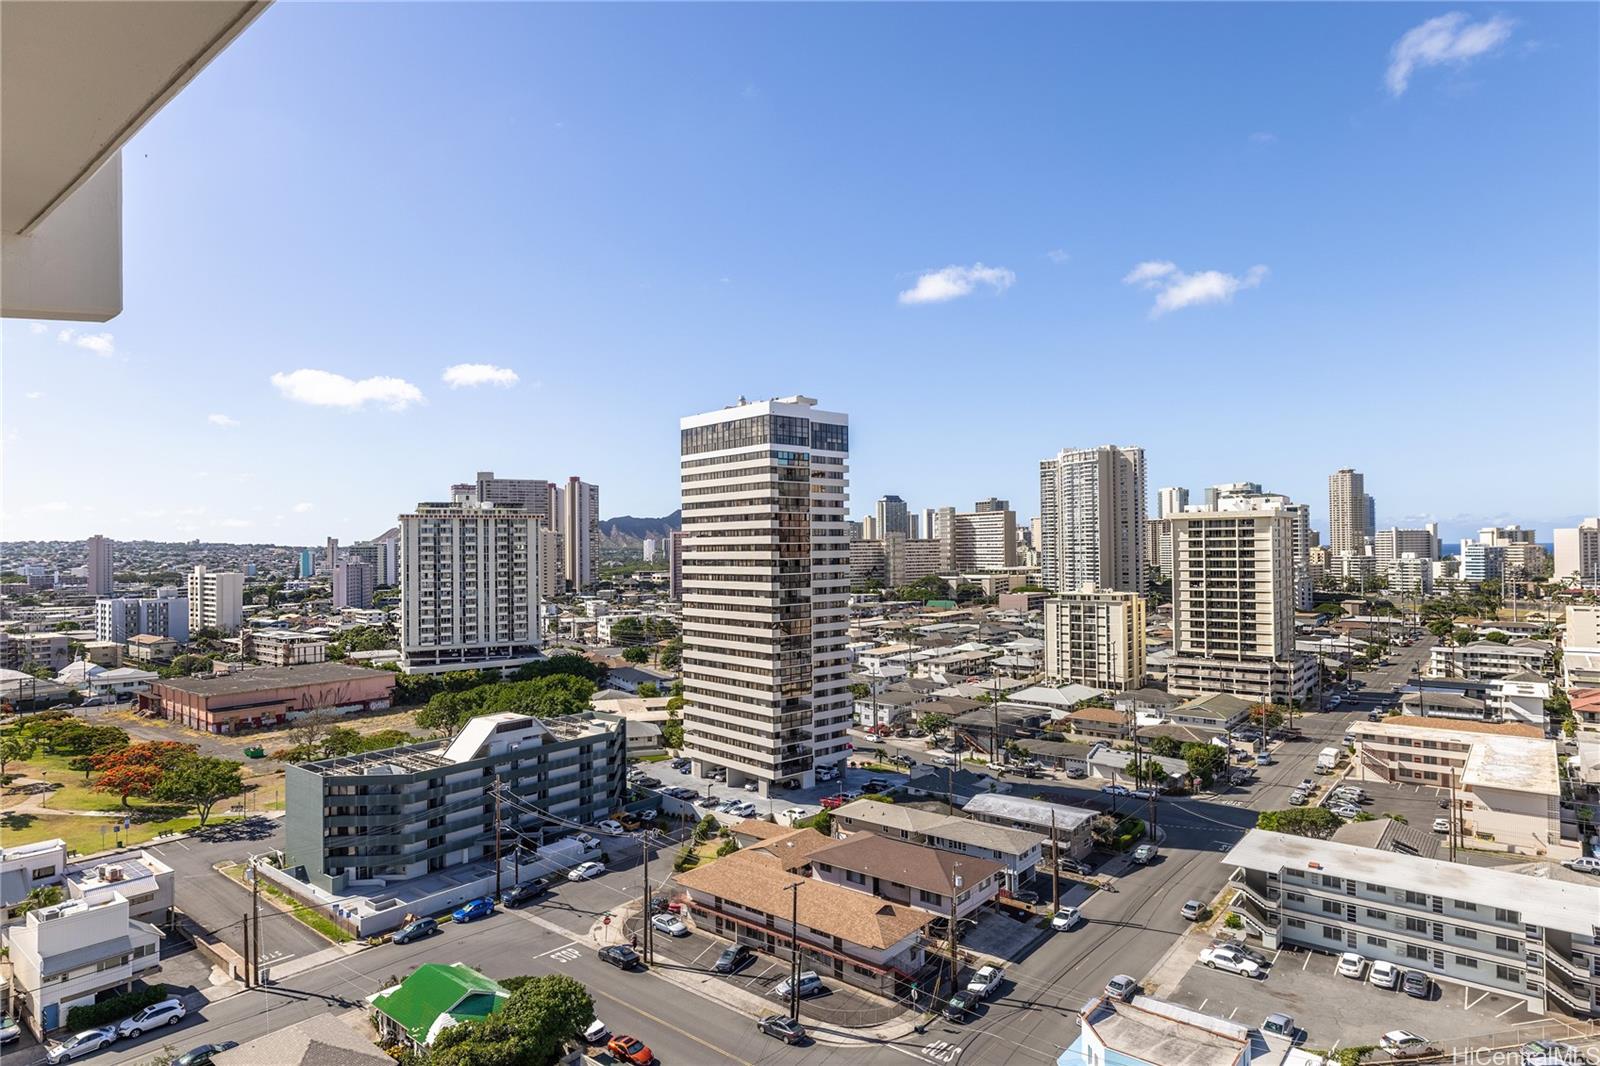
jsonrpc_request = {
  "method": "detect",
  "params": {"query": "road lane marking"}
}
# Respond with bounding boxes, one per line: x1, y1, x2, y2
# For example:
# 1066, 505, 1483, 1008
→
588, 985, 755, 1066
921, 1040, 961, 1062
1301, 953, 1311, 970
1495, 1001, 1522, 1018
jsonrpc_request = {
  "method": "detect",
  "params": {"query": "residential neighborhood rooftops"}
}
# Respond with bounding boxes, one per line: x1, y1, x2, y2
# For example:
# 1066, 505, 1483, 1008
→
369, 962, 509, 1047
810, 832, 1004, 895
150, 661, 393, 696
213, 1013, 393, 1066
832, 799, 952, 835
962, 793, 1096, 831
1330, 817, 1440, 859
1114, 687, 1184, 707
1363, 715, 1543, 739
1076, 995, 1250, 1066
1064, 705, 1124, 725
744, 827, 839, 871
924, 817, 1044, 854
1461, 736, 1559, 795
1170, 692, 1254, 721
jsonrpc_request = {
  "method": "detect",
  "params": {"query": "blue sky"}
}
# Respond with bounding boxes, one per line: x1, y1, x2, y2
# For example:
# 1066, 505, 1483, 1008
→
4, 3, 1596, 545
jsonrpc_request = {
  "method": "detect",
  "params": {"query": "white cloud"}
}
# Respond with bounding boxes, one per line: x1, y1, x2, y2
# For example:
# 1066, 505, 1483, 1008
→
57, 328, 75, 343
207, 413, 240, 427
1123, 260, 1268, 317
441, 363, 520, 389
1387, 12, 1514, 96
24, 392, 43, 401
53, 328, 117, 356
898, 263, 1016, 305
270, 368, 424, 411
1046, 249, 1070, 264
28, 323, 46, 335
292, 502, 315, 513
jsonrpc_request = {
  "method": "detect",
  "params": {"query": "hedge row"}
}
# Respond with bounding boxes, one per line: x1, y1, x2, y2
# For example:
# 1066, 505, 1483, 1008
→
66, 984, 170, 1030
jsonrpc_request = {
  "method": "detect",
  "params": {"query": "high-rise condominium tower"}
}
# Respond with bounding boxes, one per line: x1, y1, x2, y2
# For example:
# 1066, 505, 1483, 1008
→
1038, 445, 1147, 593
679, 395, 850, 794
1328, 469, 1366, 555
1166, 510, 1314, 703
85, 534, 113, 597
876, 495, 909, 537
1043, 585, 1146, 690
555, 477, 600, 593
398, 498, 541, 674
187, 565, 244, 635
1555, 519, 1600, 586
473, 471, 553, 522
1157, 487, 1189, 519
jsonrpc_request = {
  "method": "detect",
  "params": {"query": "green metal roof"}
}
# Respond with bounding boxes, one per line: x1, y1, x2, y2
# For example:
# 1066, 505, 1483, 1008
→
372, 963, 507, 1045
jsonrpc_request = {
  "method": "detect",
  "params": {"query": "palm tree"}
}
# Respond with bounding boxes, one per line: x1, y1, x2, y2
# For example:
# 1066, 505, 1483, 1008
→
13, 885, 62, 917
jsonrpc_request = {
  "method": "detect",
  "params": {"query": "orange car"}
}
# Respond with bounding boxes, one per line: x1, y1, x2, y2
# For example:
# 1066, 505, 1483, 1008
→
607, 1035, 653, 1065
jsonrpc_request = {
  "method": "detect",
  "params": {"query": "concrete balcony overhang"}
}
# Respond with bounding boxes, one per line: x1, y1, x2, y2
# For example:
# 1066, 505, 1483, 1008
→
2, 0, 270, 321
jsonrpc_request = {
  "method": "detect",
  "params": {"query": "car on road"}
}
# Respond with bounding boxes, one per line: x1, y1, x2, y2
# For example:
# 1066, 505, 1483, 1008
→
607, 1034, 654, 1065
568, 861, 606, 881
597, 819, 626, 835
1180, 900, 1205, 921
1432, 818, 1451, 833
1105, 975, 1137, 1001
1255, 753, 1272, 765
1131, 843, 1157, 864
175, 1043, 239, 1066
1402, 970, 1432, 999
1198, 946, 1262, 978
933, 754, 957, 766
500, 878, 548, 907
1328, 696, 1343, 707
1378, 1031, 1435, 1058
757, 1015, 808, 1044
1369, 960, 1400, 989
819, 795, 846, 810
393, 917, 438, 944
582, 1019, 610, 1045
0, 1016, 19, 1045
1330, 803, 1361, 818
1051, 906, 1083, 931
966, 964, 1004, 999
1100, 784, 1130, 796
598, 945, 641, 970
451, 897, 495, 923
1337, 952, 1367, 979
1561, 857, 1600, 875
650, 913, 689, 938
46, 1028, 119, 1063
118, 997, 187, 1037
943, 990, 978, 1022
773, 971, 825, 1000
1261, 1013, 1297, 1039
715, 944, 755, 973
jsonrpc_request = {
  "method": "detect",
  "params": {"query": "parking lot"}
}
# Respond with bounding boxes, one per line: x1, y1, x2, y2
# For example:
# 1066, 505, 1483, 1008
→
1167, 938, 1545, 1049
641, 758, 912, 825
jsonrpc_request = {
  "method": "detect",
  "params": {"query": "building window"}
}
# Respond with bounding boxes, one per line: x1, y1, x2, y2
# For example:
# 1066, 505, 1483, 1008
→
1403, 890, 1429, 906
1455, 927, 1477, 940
1405, 917, 1429, 934
1367, 935, 1388, 948
1286, 917, 1306, 930
1456, 955, 1479, 969
1495, 908, 1519, 924
918, 890, 940, 905
1405, 944, 1429, 961
30, 866, 55, 881
1495, 965, 1523, 985
1323, 899, 1343, 915
1322, 925, 1340, 940
1366, 908, 1388, 920
844, 870, 865, 885
1495, 935, 1520, 952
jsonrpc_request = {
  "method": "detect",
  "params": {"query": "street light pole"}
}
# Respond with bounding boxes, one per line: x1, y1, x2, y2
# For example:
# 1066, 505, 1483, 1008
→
946, 863, 962, 998
785, 881, 801, 1023
493, 776, 503, 899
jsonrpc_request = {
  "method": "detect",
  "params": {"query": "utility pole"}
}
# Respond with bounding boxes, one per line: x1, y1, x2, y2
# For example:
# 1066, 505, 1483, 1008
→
250, 862, 262, 987
641, 835, 653, 966
242, 910, 252, 988
785, 881, 801, 1023
1448, 774, 1457, 861
1049, 812, 1059, 911
493, 776, 504, 899
946, 863, 962, 998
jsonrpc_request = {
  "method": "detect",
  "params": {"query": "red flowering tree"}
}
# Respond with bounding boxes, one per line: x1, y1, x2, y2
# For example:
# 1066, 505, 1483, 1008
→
91, 741, 196, 808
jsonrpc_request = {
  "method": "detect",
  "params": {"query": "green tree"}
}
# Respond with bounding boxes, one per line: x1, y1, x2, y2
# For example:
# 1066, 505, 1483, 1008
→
918, 712, 951, 736
512, 653, 609, 687
848, 682, 871, 700
896, 575, 952, 602
716, 837, 740, 857
1256, 807, 1343, 839
428, 974, 595, 1066
658, 637, 682, 672
1146, 736, 1182, 759
0, 732, 38, 779
636, 682, 660, 699
621, 646, 650, 664
1247, 703, 1287, 733
12, 884, 63, 917
153, 755, 245, 827
660, 714, 684, 750
1180, 742, 1229, 787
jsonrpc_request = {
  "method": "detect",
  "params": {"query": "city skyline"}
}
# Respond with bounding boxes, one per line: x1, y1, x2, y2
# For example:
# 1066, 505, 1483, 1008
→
3, 4, 1596, 545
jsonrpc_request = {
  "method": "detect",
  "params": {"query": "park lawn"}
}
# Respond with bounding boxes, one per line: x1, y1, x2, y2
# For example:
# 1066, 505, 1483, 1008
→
0, 810, 242, 856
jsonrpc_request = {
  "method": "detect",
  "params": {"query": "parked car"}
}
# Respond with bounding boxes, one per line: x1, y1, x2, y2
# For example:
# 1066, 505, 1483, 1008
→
501, 879, 548, 907
943, 990, 978, 1022
1330, 803, 1361, 818
1288, 791, 1309, 806
1131, 843, 1157, 864
1198, 946, 1262, 978
1337, 952, 1367, 979
568, 861, 606, 881
46, 1028, 118, 1063
0, 1016, 19, 1045
779, 806, 808, 824
597, 819, 626, 836
1051, 906, 1083, 931
927, 916, 978, 942
1064, 767, 1087, 779
606, 1035, 654, 1065
819, 795, 845, 810
451, 897, 495, 923
1100, 784, 1130, 796
772, 971, 825, 1000
637, 777, 662, 789
966, 964, 1004, 999
1210, 938, 1268, 967
757, 1015, 807, 1044
598, 945, 641, 970
1432, 817, 1451, 833
650, 913, 689, 937
1104, 975, 1137, 1001
1369, 960, 1400, 989
393, 917, 438, 944
1057, 856, 1091, 875
633, 807, 659, 822
117, 997, 187, 1038
1402, 970, 1432, 999
1561, 856, 1600, 876
1378, 1031, 1435, 1058
715, 944, 755, 973
1009, 889, 1039, 907
1261, 1013, 1296, 1039
1180, 899, 1205, 921
1255, 753, 1272, 766
1520, 1039, 1582, 1063
175, 1043, 239, 1066
1298, 778, 1314, 791
582, 1019, 610, 1045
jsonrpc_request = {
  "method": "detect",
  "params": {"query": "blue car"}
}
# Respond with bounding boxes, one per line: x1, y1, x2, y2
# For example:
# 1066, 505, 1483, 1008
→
452, 897, 495, 923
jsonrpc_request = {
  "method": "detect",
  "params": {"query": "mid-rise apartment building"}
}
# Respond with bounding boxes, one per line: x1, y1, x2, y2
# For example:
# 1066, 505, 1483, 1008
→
84, 534, 113, 598
1042, 585, 1145, 691
679, 395, 851, 793
1387, 552, 1433, 596
1156, 486, 1188, 518
242, 629, 328, 667
1328, 468, 1366, 555
1373, 524, 1441, 573
1554, 518, 1600, 587
1038, 444, 1147, 594
96, 596, 190, 645
186, 565, 244, 635
7, 893, 162, 1036
1459, 539, 1504, 584
1428, 639, 1552, 680
1224, 829, 1599, 1015
398, 498, 541, 674
284, 711, 624, 893
933, 504, 1018, 571
333, 558, 375, 610
1166, 510, 1314, 703
470, 470, 553, 520
348, 540, 396, 587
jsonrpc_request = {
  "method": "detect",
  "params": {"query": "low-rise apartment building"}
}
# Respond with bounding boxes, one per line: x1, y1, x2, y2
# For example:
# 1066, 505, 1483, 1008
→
1223, 829, 1600, 1016
829, 799, 1044, 890
809, 833, 1003, 920
1429, 640, 1553, 681
961, 793, 1096, 859
1061, 704, 1128, 740
124, 633, 179, 664
6, 893, 163, 1036
284, 711, 625, 894
4, 843, 175, 928
242, 629, 329, 667
1166, 692, 1253, 733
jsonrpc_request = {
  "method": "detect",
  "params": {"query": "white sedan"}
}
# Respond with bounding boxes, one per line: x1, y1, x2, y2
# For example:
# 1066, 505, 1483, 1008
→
1337, 952, 1367, 979
650, 913, 689, 937
1330, 803, 1362, 818
596, 820, 625, 836
1050, 906, 1083, 931
1432, 818, 1451, 833
1198, 946, 1262, 979
779, 807, 809, 825
1369, 960, 1400, 990
568, 861, 606, 881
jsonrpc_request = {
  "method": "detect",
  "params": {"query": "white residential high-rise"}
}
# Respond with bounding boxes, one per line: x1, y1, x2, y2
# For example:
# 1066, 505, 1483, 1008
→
920, 507, 937, 541
1374, 524, 1440, 574
555, 477, 601, 593
1205, 482, 1260, 509
398, 498, 542, 674
934, 503, 1018, 571
642, 537, 658, 562
85, 535, 113, 598
1038, 445, 1147, 594
348, 540, 396, 588
1554, 519, 1600, 586
1327, 469, 1366, 555
472, 470, 553, 521
1166, 510, 1314, 703
186, 565, 244, 635
333, 559, 374, 610
1157, 487, 1189, 519
1213, 486, 1314, 610
679, 395, 851, 794
860, 514, 879, 541
1387, 553, 1433, 596
96, 596, 189, 644
1043, 585, 1146, 691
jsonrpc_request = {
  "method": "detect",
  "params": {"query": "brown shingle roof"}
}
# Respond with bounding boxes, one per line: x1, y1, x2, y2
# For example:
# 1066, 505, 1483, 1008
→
731, 818, 789, 841
1067, 706, 1124, 725
675, 852, 931, 950
745, 827, 839, 871
809, 832, 1004, 894
1384, 715, 1543, 738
